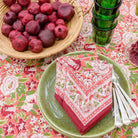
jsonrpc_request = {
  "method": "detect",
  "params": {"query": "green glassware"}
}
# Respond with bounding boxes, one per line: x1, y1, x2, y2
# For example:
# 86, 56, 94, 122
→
94, 0, 122, 16
96, 0, 120, 8
92, 19, 118, 46
92, 7, 119, 29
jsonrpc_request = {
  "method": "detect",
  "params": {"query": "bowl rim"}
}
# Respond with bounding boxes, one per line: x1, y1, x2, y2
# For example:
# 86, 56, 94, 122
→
92, 7, 120, 21
94, 0, 122, 10
91, 19, 118, 31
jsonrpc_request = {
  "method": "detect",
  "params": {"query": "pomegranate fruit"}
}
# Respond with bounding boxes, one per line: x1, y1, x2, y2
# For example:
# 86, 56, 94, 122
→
54, 25, 68, 39
28, 35, 38, 41
35, 13, 49, 26
29, 39, 43, 53
28, 2, 40, 15
9, 30, 21, 41
56, 19, 66, 26
3, 0, 16, 6
22, 13, 34, 25
45, 23, 55, 32
17, 0, 30, 6
23, 31, 29, 39
1, 24, 12, 37
48, 12, 58, 23
39, 0, 50, 5
10, 3, 22, 13
18, 10, 28, 20
38, 29, 55, 47
12, 35, 28, 52
3, 11, 16, 25
40, 3, 53, 14
58, 3, 75, 21
25, 20, 40, 35
13, 20, 24, 32
52, 1, 61, 11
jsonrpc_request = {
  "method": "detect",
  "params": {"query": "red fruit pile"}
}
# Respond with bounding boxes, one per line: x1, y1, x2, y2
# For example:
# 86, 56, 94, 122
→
1, 0, 75, 53
129, 40, 138, 66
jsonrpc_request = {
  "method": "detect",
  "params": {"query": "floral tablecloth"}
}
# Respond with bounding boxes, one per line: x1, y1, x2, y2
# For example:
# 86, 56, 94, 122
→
0, 0, 138, 138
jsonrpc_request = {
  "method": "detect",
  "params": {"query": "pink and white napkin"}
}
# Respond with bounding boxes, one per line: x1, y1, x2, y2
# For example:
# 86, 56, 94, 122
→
55, 53, 113, 134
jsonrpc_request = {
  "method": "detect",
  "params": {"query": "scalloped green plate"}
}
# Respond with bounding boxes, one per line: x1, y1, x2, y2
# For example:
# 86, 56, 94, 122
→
37, 51, 131, 138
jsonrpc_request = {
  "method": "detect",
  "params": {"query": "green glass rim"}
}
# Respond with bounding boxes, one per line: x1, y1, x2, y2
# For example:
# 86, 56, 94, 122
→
92, 7, 120, 21
92, 19, 118, 31
94, 0, 122, 10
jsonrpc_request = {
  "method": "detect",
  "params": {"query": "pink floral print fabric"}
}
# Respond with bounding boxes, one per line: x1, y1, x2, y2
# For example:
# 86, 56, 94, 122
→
0, 0, 138, 137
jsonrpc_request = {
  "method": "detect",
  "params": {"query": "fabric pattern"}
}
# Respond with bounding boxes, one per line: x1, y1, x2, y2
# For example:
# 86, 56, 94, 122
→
55, 53, 98, 106
55, 54, 113, 134
0, 0, 138, 137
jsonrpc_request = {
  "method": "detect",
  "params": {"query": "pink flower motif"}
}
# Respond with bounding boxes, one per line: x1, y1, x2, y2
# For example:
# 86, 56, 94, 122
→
130, 5, 138, 18
131, 94, 137, 102
0, 76, 19, 96
122, 32, 137, 45
80, 22, 92, 37
81, 99, 94, 113
39, 117, 46, 124
111, 31, 121, 44
84, 43, 96, 51
92, 61, 111, 75
17, 132, 28, 138
32, 125, 39, 133
16, 118, 26, 133
0, 75, 2, 85
41, 65, 47, 71
11, 58, 26, 65
120, 3, 129, 16
31, 134, 46, 138
74, 94, 83, 105
3, 122, 15, 136
77, 0, 90, 6
67, 58, 81, 71
119, 22, 126, 28
86, 100, 94, 111
26, 79, 38, 91
0, 54, 7, 60
21, 94, 37, 112
24, 66, 36, 75
102, 134, 112, 138
83, 78, 92, 87
26, 94, 37, 103
133, 127, 138, 137
21, 103, 33, 112
1, 104, 16, 117
44, 56, 54, 64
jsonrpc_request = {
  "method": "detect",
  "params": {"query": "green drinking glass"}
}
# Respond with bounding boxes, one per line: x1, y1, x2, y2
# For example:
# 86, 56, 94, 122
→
96, 0, 120, 8
94, 0, 122, 16
92, 7, 119, 29
92, 19, 118, 46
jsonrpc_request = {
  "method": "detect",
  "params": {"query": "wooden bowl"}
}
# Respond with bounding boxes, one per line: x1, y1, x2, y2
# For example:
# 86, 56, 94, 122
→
0, 0, 93, 59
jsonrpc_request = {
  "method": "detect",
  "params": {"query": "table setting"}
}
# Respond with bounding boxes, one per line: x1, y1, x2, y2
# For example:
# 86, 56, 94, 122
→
0, 0, 138, 137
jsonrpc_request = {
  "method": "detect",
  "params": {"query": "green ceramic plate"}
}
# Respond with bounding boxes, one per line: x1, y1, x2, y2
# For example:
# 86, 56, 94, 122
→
37, 51, 131, 138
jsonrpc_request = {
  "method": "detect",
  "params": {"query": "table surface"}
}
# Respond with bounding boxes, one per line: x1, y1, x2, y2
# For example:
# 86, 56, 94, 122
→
0, 0, 138, 138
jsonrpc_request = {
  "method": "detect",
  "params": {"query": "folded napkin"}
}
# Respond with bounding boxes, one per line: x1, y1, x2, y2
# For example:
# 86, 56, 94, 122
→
55, 53, 113, 134
55, 53, 98, 107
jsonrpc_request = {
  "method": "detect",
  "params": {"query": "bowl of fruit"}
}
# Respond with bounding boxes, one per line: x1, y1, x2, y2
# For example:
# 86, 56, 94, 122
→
124, 39, 138, 67
0, 0, 93, 59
